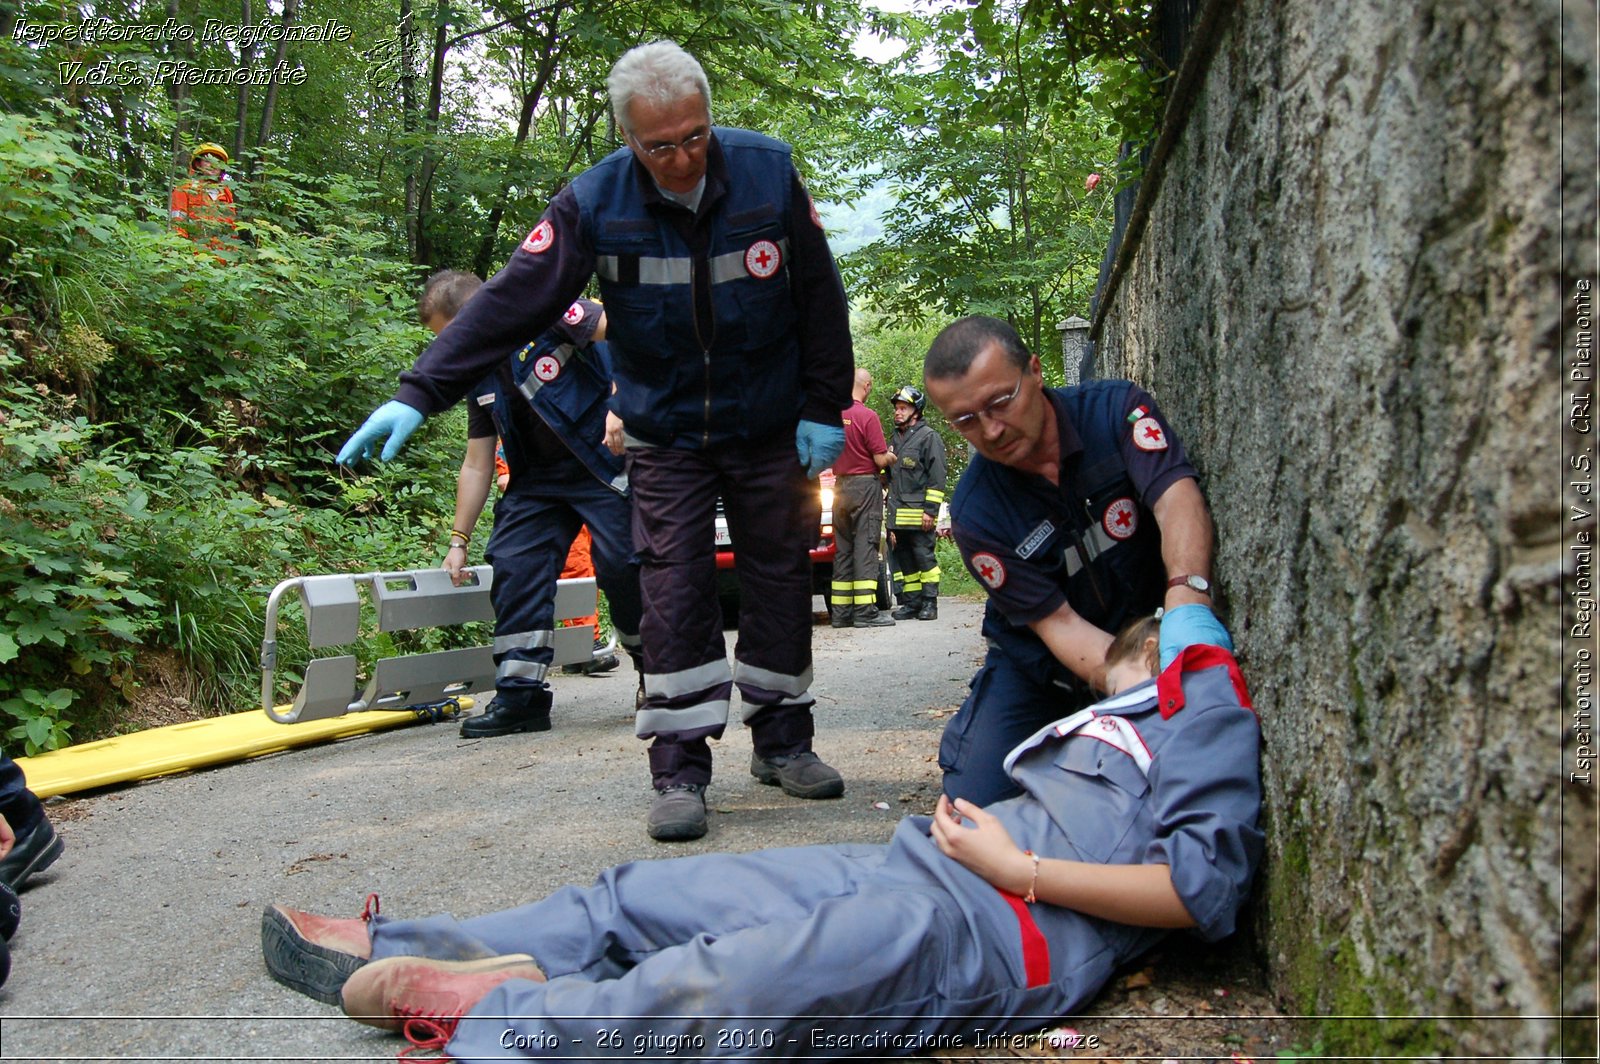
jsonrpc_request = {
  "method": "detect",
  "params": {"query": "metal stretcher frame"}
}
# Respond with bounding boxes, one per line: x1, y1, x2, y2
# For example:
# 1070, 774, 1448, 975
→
260, 567, 599, 724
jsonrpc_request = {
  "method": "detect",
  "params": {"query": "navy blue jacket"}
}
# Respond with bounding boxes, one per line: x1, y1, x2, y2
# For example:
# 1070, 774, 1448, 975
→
397, 129, 853, 449
951, 381, 1197, 649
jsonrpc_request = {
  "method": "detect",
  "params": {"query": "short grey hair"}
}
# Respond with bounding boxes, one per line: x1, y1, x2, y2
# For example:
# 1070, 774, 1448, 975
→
607, 40, 712, 135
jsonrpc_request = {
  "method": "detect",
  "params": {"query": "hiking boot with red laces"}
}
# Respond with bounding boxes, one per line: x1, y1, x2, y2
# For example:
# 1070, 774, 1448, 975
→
341, 954, 546, 1032
262, 893, 379, 1005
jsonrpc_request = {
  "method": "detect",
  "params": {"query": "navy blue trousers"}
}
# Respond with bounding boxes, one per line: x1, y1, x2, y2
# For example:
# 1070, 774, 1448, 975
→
938, 633, 1095, 807
486, 474, 641, 693
627, 433, 821, 786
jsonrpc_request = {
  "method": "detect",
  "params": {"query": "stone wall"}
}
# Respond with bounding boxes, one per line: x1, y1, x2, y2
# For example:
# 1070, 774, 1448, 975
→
1093, 0, 1594, 1054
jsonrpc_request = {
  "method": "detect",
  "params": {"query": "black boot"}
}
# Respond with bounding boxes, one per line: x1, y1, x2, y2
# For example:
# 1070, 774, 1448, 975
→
916, 596, 938, 621
852, 605, 895, 628
891, 594, 922, 621
459, 686, 552, 738
829, 606, 854, 629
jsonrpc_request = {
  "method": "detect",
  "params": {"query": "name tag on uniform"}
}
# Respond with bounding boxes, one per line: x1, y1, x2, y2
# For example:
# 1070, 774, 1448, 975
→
1016, 519, 1055, 559
476, 393, 495, 406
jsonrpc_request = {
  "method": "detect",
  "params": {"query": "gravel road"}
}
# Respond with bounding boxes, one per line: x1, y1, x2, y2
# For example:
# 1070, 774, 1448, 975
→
0, 600, 987, 1061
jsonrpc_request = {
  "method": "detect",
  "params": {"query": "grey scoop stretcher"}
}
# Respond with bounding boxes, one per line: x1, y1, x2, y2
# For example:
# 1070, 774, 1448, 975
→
260, 567, 607, 723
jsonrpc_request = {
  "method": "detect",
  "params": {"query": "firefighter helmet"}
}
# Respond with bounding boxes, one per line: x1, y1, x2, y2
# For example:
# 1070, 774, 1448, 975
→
891, 385, 925, 417
190, 142, 230, 168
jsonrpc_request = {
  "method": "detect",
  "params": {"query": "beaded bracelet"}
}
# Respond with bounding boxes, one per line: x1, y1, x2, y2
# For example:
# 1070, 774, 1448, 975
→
1022, 850, 1040, 904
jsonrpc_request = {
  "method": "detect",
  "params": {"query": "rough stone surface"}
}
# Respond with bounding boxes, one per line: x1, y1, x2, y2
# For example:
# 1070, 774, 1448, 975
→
1094, 0, 1593, 1055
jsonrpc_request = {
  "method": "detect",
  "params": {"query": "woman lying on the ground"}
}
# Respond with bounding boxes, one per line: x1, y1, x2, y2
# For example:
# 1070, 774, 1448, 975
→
262, 616, 1262, 1062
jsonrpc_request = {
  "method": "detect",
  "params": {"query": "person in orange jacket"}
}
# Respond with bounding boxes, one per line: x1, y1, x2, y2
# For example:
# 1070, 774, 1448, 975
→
169, 143, 237, 253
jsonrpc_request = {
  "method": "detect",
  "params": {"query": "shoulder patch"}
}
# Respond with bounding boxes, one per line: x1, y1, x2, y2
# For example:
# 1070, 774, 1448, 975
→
563, 301, 585, 325
521, 220, 554, 255
1131, 416, 1168, 452
970, 552, 1006, 590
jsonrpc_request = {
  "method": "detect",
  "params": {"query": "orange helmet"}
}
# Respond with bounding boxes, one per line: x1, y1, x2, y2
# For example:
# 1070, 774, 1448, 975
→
190, 142, 230, 168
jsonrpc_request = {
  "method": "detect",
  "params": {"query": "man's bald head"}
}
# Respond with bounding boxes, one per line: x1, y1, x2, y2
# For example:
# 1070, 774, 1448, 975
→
853, 367, 873, 402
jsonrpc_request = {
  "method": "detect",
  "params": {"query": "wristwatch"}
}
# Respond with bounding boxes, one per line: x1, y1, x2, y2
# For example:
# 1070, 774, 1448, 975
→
1166, 574, 1212, 595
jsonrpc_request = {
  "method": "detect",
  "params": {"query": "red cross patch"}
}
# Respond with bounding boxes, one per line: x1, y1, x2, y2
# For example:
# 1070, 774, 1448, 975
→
521, 220, 554, 255
533, 354, 561, 382
1131, 416, 1167, 452
971, 552, 1006, 589
1102, 497, 1138, 540
745, 240, 782, 279
563, 302, 585, 325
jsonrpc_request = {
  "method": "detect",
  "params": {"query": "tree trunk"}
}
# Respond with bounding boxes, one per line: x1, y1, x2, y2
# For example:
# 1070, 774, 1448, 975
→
399, 0, 419, 261
254, 0, 301, 165
472, 15, 563, 277
232, 0, 255, 162
166, 0, 194, 172
414, 1, 449, 266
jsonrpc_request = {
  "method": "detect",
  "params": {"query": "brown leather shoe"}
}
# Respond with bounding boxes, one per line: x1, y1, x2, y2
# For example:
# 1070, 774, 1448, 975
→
262, 893, 379, 1005
341, 954, 546, 1031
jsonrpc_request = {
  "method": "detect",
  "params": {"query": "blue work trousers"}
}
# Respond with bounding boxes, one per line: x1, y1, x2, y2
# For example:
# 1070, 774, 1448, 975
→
939, 634, 1095, 807
486, 476, 641, 693
626, 433, 821, 785
367, 835, 1109, 1061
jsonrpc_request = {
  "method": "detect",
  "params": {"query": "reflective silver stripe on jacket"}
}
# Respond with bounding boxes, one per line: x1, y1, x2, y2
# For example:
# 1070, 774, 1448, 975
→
1062, 523, 1120, 578
515, 343, 577, 404
595, 239, 790, 287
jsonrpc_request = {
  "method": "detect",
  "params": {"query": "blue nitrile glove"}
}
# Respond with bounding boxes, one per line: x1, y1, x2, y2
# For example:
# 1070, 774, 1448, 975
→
336, 401, 425, 466
1159, 602, 1234, 669
795, 419, 846, 480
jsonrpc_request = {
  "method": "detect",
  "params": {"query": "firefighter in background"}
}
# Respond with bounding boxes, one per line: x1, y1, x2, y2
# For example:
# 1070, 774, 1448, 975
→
886, 385, 948, 621
169, 143, 237, 254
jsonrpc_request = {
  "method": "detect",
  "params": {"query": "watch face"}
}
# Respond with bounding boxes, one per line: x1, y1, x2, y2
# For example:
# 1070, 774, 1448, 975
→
1188, 576, 1211, 593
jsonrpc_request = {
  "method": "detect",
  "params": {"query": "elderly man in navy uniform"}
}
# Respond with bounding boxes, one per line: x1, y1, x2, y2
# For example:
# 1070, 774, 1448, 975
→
921, 316, 1233, 807
336, 40, 854, 842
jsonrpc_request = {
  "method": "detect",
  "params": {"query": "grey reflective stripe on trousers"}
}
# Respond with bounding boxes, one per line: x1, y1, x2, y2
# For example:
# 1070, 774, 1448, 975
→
732, 660, 812, 700
645, 659, 732, 701
498, 658, 550, 682
595, 239, 791, 287
494, 630, 553, 655
634, 698, 730, 738
1062, 523, 1119, 577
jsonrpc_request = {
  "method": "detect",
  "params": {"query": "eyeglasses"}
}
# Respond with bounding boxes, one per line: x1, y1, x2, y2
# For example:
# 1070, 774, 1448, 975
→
948, 372, 1026, 432
629, 129, 711, 161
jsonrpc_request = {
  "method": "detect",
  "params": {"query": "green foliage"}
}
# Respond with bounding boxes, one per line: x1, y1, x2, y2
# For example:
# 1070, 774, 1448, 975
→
839, 0, 1124, 350
0, 98, 463, 751
934, 536, 979, 600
